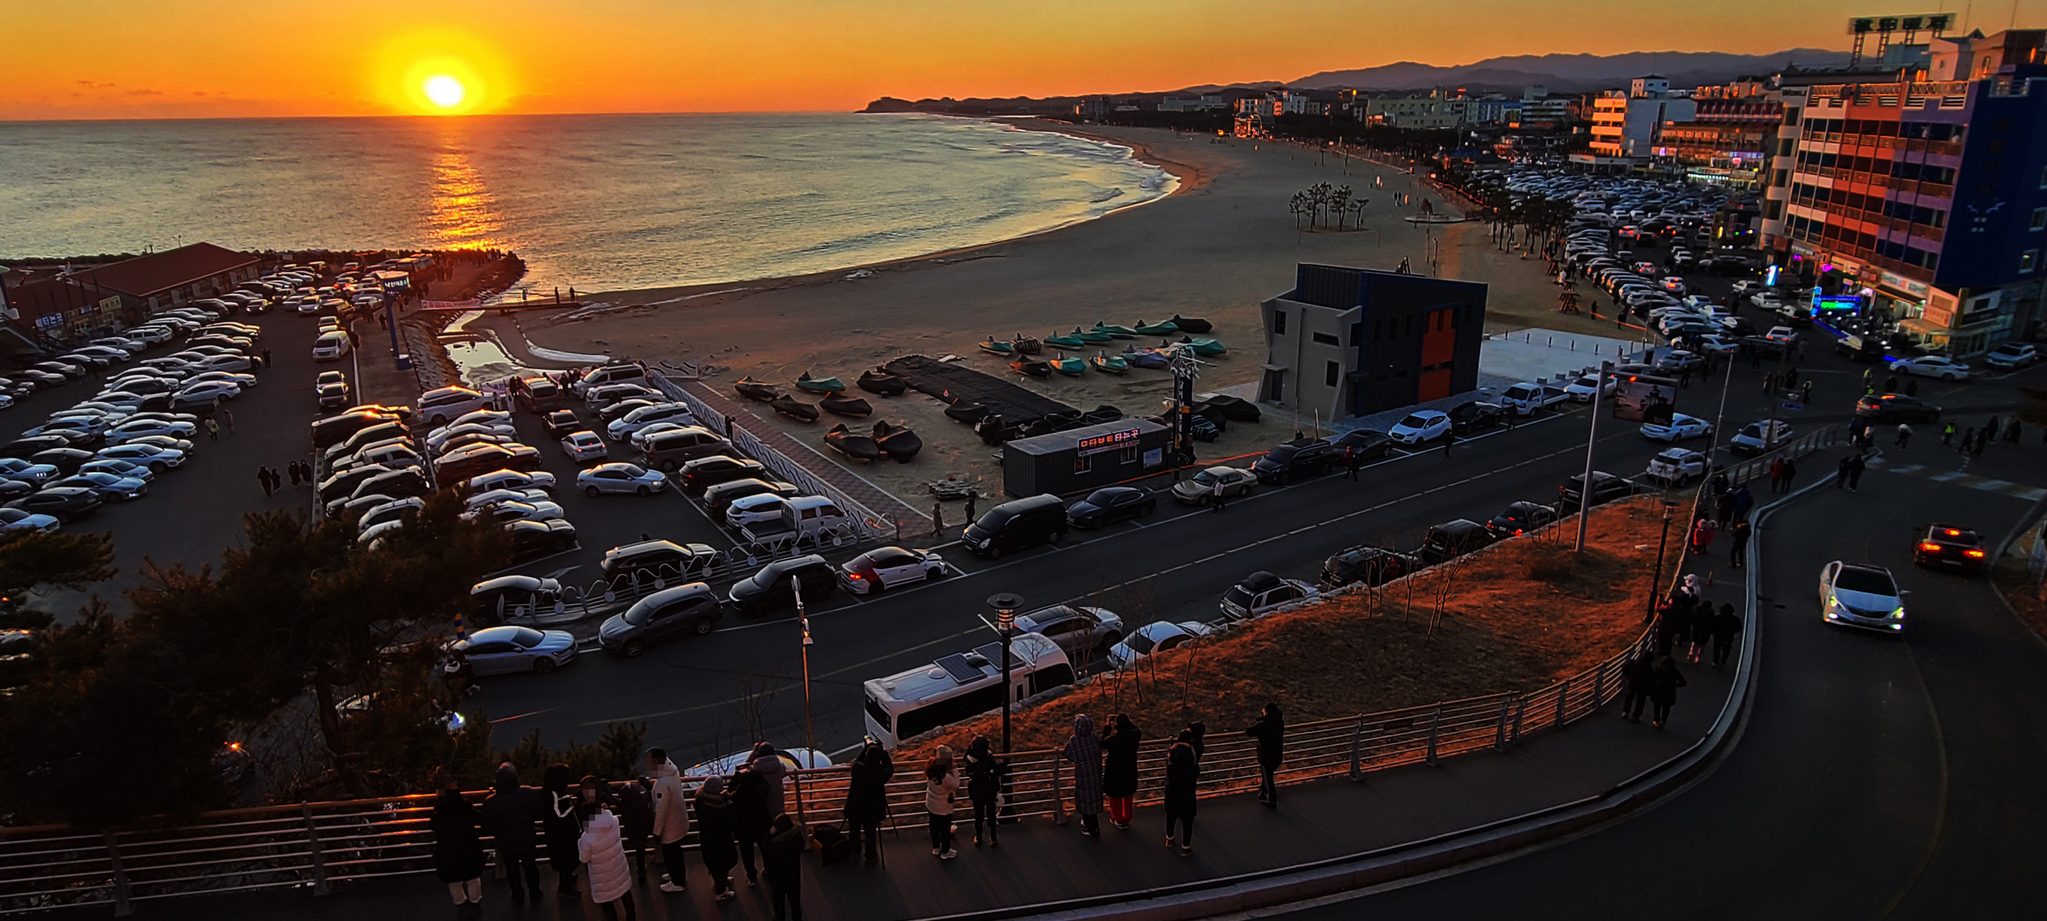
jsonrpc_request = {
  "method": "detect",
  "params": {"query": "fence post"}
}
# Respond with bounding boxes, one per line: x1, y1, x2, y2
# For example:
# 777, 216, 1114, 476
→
1424, 705, 1443, 765
792, 771, 806, 825
1493, 696, 1514, 752
1052, 759, 1067, 825
1348, 717, 1365, 781
1510, 696, 1527, 744
1555, 677, 1571, 727
104, 831, 133, 917
302, 803, 331, 897
1593, 667, 1606, 709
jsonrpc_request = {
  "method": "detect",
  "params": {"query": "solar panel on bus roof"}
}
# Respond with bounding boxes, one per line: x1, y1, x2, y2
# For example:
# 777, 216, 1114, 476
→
934, 654, 983, 685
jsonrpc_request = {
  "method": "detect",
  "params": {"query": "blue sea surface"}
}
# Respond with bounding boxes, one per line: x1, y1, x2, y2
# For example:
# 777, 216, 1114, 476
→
0, 113, 1175, 291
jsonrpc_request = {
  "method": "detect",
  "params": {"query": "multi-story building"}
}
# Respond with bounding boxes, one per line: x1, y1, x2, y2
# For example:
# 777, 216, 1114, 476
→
1159, 94, 1226, 112
1516, 85, 1572, 128
1365, 89, 1470, 129
1768, 28, 2047, 353
1581, 75, 1697, 165
1256, 264, 1488, 418
1651, 79, 1783, 186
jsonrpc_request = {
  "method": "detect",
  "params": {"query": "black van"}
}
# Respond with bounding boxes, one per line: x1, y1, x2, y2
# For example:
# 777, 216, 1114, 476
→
1419, 519, 1495, 564
962, 494, 1068, 558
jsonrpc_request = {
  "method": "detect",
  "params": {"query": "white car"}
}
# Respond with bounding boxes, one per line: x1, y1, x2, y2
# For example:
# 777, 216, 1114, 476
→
171, 381, 241, 408
186, 371, 258, 390
466, 469, 557, 495
1686, 333, 1739, 356
684, 748, 834, 783
1888, 355, 1970, 381
0, 507, 60, 533
426, 422, 516, 454
1644, 448, 1707, 484
1639, 413, 1711, 442
1819, 561, 1906, 632
724, 493, 789, 528
105, 418, 199, 443
357, 498, 426, 533
1106, 621, 1212, 670
464, 487, 553, 511
1562, 375, 1614, 402
577, 463, 667, 497
1219, 571, 1320, 620
561, 431, 610, 463
1388, 410, 1451, 444
1728, 420, 1793, 457
1983, 343, 2038, 370
629, 422, 692, 453
190, 354, 255, 373
312, 332, 351, 362
606, 403, 694, 442
447, 409, 512, 430
462, 499, 567, 524
78, 459, 155, 483
1763, 326, 1798, 344
419, 386, 495, 426
95, 443, 186, 471
836, 546, 947, 595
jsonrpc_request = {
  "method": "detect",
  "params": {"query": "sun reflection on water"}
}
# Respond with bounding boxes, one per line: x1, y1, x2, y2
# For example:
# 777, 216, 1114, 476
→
427, 136, 502, 250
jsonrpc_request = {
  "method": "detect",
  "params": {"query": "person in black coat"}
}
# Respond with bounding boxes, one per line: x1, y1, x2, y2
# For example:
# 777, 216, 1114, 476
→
841, 742, 893, 865
1621, 651, 1654, 723
1101, 714, 1143, 829
1687, 599, 1716, 663
1185, 721, 1207, 763
1711, 603, 1743, 668
1650, 655, 1688, 728
693, 775, 740, 900
478, 762, 543, 903
615, 775, 654, 882
1655, 592, 1692, 656
963, 735, 1006, 847
1243, 703, 1285, 807
430, 772, 487, 920
729, 765, 771, 886
762, 813, 808, 921
540, 763, 582, 901
1163, 734, 1199, 855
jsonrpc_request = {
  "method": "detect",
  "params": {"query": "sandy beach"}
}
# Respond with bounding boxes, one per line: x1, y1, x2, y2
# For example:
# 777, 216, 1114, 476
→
480, 122, 1619, 508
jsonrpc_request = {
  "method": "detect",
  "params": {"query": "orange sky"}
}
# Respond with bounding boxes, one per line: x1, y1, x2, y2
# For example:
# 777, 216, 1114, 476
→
1, 0, 2013, 120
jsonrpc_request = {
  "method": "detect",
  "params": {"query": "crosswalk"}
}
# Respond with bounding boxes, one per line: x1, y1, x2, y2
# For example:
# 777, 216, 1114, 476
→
1864, 456, 2047, 502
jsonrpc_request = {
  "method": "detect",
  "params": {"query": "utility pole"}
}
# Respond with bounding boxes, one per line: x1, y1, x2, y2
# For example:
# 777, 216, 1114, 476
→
1707, 347, 1735, 459
1575, 362, 1612, 553
985, 593, 1024, 753
794, 575, 815, 759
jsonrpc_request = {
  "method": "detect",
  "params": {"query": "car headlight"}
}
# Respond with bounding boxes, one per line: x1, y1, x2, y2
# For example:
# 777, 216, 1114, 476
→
1891, 606, 1905, 619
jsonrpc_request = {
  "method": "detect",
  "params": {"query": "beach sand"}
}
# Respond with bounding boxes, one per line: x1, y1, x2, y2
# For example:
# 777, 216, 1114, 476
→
483, 123, 1619, 508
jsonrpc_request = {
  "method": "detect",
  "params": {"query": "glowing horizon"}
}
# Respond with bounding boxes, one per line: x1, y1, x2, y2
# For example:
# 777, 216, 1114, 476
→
3, 0, 2029, 121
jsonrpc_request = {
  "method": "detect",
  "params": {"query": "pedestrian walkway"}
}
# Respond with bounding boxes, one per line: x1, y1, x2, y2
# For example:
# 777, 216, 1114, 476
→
1862, 457, 2046, 502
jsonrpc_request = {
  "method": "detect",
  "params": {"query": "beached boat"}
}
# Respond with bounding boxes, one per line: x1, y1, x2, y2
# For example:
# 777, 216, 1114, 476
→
1072, 327, 1114, 345
1179, 336, 1227, 356
824, 423, 880, 461
856, 369, 907, 396
944, 401, 991, 424
1124, 346, 1170, 369
1133, 319, 1179, 336
1050, 354, 1087, 376
770, 394, 821, 422
1169, 314, 1214, 334
977, 337, 1015, 356
795, 371, 846, 393
1013, 334, 1043, 355
1044, 331, 1087, 350
1089, 351, 1128, 375
872, 420, 923, 463
820, 393, 873, 418
1079, 404, 1125, 425
1010, 357, 1052, 378
1200, 394, 1261, 423
734, 377, 781, 402
1092, 322, 1139, 339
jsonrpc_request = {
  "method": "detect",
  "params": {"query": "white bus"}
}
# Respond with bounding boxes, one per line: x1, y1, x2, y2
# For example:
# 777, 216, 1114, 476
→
862, 633, 1073, 749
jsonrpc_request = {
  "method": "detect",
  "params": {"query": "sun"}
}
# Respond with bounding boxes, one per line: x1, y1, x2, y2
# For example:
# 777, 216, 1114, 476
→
424, 75, 466, 109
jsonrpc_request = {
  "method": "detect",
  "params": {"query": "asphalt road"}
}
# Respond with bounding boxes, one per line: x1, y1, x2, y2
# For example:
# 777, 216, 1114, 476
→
1276, 457, 2047, 919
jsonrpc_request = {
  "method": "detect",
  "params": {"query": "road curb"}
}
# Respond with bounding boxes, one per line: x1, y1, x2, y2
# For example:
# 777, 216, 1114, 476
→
915, 453, 1829, 921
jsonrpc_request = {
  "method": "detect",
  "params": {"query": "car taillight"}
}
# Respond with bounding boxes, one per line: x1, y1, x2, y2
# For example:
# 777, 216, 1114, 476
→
1918, 542, 1942, 553
1965, 549, 1986, 558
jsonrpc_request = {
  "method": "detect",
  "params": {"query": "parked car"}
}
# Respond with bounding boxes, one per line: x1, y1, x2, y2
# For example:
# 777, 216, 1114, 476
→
1559, 471, 1636, 508
837, 546, 947, 594
961, 494, 1069, 558
418, 386, 495, 426
1982, 343, 2038, 370
1419, 519, 1495, 564
1011, 604, 1124, 657
1219, 570, 1319, 620
5, 486, 103, 523
600, 539, 721, 588
1447, 401, 1507, 434
447, 625, 578, 675
1562, 375, 1614, 403
1728, 420, 1793, 457
678, 455, 768, 496
1170, 466, 1255, 506
1065, 485, 1157, 529
469, 575, 565, 624
1106, 621, 1211, 670
1644, 448, 1709, 485
1251, 438, 1337, 484
1319, 546, 1421, 589
1388, 410, 1452, 445
93, 442, 185, 472
466, 469, 557, 496
701, 477, 800, 513
1327, 429, 1393, 460
598, 584, 724, 656
1640, 413, 1711, 442
577, 462, 668, 497
560, 431, 610, 464
727, 554, 837, 616
505, 519, 579, 562
542, 410, 581, 440
1888, 355, 1969, 381
1484, 501, 1557, 539
0, 507, 60, 533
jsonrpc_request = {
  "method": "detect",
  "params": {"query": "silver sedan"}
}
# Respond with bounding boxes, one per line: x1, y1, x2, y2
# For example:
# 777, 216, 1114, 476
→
577, 463, 667, 497
447, 626, 578, 676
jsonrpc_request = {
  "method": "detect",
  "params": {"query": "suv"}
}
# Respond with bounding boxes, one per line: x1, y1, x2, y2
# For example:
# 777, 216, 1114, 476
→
598, 583, 724, 656
1250, 438, 1336, 485
1320, 547, 1421, 589
1419, 519, 1495, 564
641, 427, 734, 472
419, 386, 495, 426
600, 539, 722, 589
679, 455, 769, 495
1484, 501, 1557, 539
1728, 420, 1793, 457
1219, 571, 1319, 620
1983, 343, 2038, 370
726, 555, 837, 616
1559, 471, 1635, 508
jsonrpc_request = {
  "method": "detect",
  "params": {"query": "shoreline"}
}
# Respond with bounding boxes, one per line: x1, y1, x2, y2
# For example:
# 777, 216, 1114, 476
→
573, 117, 1206, 311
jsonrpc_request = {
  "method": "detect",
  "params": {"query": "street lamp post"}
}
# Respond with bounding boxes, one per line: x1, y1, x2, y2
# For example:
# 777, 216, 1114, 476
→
793, 575, 815, 759
1575, 362, 1612, 553
985, 593, 1023, 753
1647, 501, 1677, 621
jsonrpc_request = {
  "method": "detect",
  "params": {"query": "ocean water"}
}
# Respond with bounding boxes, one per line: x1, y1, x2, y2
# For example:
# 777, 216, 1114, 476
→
0, 113, 1175, 293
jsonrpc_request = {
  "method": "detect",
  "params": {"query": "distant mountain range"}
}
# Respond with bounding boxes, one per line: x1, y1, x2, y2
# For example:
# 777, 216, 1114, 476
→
1289, 49, 1850, 93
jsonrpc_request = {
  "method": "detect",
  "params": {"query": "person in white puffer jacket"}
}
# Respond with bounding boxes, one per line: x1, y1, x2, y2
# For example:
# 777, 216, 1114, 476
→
646, 749, 690, 894
576, 781, 638, 921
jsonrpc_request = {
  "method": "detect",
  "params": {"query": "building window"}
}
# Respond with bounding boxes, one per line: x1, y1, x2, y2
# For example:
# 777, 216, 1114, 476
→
2023, 250, 2039, 274
1372, 318, 1382, 341
1312, 332, 1339, 345
1326, 361, 1340, 386
1274, 312, 1286, 335
2032, 207, 2047, 232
